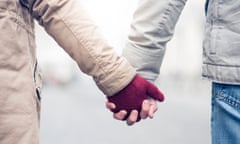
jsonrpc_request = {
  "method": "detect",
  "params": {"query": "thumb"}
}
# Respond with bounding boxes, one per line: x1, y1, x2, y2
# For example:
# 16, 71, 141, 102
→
146, 81, 164, 101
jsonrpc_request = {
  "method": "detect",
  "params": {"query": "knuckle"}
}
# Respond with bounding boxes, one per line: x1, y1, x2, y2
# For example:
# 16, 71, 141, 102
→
142, 115, 147, 119
140, 111, 147, 117
130, 117, 136, 122
113, 114, 122, 120
113, 114, 119, 119
142, 105, 148, 111
128, 117, 135, 123
127, 121, 134, 126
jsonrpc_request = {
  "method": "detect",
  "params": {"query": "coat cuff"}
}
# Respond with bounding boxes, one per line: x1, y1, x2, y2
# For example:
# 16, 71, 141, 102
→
96, 61, 136, 96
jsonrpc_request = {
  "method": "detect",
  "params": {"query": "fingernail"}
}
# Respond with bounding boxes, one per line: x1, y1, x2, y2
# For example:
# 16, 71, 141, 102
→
111, 104, 116, 109
120, 110, 127, 115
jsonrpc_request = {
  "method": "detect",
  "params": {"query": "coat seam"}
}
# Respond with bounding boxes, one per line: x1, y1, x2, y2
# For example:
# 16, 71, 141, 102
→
40, 0, 113, 93
203, 63, 240, 68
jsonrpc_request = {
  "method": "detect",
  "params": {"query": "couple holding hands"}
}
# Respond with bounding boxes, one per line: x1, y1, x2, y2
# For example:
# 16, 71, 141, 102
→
1, 0, 240, 144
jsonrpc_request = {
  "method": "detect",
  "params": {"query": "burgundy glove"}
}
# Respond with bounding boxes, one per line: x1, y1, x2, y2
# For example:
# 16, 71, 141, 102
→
107, 74, 164, 121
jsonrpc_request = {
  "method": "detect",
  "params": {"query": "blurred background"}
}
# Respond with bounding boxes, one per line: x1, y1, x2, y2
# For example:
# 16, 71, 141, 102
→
36, 0, 211, 144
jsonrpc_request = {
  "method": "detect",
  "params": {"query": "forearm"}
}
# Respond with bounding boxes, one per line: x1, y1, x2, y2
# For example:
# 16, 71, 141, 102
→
123, 0, 187, 81
20, 0, 136, 96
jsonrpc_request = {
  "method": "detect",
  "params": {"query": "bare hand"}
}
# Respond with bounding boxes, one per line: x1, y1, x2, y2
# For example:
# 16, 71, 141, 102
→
106, 99, 158, 125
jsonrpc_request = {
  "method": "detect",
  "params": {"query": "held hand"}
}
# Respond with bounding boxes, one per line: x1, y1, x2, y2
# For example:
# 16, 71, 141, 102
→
106, 75, 164, 125
106, 99, 158, 125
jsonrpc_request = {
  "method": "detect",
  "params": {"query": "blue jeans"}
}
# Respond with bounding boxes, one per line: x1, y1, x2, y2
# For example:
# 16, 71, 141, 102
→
212, 82, 240, 144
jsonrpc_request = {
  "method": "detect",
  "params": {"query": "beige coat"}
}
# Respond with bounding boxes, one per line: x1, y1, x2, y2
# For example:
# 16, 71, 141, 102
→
0, 0, 136, 143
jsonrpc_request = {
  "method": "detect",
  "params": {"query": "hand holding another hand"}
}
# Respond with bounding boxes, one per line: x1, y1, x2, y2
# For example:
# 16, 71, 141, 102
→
106, 75, 164, 125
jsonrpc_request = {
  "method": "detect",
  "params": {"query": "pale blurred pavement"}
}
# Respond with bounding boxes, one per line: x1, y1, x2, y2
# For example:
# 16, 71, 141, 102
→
39, 75, 211, 144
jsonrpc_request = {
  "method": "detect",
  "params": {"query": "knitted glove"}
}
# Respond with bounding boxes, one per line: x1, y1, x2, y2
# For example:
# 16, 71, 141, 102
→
107, 74, 164, 121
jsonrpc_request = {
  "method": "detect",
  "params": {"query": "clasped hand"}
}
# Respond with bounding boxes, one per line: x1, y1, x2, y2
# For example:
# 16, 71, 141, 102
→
106, 75, 164, 125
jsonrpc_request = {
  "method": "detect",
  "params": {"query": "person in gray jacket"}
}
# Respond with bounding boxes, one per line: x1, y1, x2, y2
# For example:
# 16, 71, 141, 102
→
107, 0, 240, 143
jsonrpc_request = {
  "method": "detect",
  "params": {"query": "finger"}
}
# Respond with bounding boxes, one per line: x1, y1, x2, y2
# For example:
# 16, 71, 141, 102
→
127, 110, 138, 126
146, 82, 164, 101
113, 110, 127, 120
148, 101, 158, 119
140, 100, 150, 119
105, 101, 116, 110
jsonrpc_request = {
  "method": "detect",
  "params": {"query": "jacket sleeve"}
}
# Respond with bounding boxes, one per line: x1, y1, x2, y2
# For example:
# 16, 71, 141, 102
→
123, 0, 187, 81
19, 0, 136, 96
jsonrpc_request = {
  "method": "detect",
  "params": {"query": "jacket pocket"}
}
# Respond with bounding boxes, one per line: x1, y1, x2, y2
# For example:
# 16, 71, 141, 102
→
34, 61, 42, 101
33, 61, 42, 120
212, 82, 240, 111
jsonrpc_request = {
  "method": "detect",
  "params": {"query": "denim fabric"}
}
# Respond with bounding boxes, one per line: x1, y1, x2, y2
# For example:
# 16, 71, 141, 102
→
212, 82, 240, 144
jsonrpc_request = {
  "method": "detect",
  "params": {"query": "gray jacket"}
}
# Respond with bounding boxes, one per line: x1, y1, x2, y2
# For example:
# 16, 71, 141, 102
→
123, 0, 240, 84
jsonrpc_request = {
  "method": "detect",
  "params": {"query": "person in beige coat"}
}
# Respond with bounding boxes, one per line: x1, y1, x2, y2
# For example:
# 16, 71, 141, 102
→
0, 0, 164, 143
